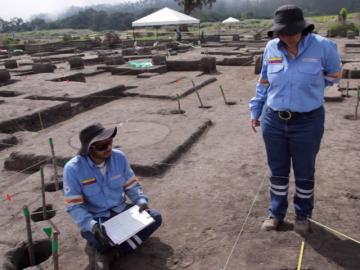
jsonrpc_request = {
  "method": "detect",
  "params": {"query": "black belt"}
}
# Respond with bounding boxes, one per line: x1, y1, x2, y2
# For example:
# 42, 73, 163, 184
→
270, 107, 322, 121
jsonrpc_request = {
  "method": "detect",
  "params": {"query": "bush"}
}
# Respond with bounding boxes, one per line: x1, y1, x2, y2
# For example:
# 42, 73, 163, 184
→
339, 8, 348, 22
327, 22, 359, 37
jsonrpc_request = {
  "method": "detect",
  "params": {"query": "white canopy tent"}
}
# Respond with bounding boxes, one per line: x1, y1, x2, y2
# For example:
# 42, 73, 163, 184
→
132, 7, 200, 27
131, 7, 201, 41
222, 17, 240, 24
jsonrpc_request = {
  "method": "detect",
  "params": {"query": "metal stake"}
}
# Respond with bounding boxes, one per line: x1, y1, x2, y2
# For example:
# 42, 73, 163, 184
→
176, 94, 181, 112
192, 80, 204, 107
48, 138, 59, 191
40, 167, 46, 220
219, 85, 228, 104
52, 231, 59, 270
23, 205, 36, 267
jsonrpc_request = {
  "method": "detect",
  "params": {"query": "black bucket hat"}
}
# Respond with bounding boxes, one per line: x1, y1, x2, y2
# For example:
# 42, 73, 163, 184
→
267, 5, 314, 38
78, 122, 117, 155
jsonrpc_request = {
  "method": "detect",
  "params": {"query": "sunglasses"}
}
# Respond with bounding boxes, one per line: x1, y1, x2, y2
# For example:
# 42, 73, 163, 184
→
90, 139, 113, 151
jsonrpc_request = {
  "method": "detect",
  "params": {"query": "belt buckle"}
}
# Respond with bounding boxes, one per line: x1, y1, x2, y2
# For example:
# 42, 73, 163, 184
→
278, 110, 292, 120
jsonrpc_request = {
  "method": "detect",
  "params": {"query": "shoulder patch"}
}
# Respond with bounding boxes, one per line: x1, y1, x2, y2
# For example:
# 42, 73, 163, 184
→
268, 57, 283, 64
80, 177, 96, 185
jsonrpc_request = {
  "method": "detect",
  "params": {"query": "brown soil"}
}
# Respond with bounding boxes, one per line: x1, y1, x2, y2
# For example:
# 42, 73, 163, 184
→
0, 38, 359, 270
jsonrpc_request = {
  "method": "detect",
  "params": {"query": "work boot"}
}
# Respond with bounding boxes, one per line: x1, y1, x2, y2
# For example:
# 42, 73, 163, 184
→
261, 217, 280, 231
84, 243, 110, 270
294, 217, 310, 236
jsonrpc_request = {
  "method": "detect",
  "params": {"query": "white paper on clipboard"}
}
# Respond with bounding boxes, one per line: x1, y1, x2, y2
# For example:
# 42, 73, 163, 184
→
102, 205, 154, 245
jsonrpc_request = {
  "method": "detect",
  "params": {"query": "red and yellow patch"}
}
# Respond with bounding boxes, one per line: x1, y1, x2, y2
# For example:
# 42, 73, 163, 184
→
268, 57, 283, 64
64, 195, 84, 205
124, 177, 138, 190
81, 177, 96, 186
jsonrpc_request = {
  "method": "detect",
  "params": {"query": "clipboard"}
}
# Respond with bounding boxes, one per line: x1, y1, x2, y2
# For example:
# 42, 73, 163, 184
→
102, 205, 155, 245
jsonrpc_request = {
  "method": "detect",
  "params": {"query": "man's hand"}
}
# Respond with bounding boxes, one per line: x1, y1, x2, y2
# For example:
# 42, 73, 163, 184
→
251, 119, 260, 133
138, 203, 149, 213
92, 223, 112, 247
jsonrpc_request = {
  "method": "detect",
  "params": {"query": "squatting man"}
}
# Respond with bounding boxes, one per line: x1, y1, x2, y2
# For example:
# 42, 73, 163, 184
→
63, 122, 162, 269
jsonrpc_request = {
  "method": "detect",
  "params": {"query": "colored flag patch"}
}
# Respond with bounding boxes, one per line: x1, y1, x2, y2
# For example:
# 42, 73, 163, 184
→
268, 57, 283, 64
64, 195, 84, 205
81, 178, 96, 185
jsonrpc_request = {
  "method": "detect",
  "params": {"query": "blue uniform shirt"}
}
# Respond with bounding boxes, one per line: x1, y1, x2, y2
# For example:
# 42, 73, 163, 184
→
63, 149, 148, 232
249, 33, 341, 119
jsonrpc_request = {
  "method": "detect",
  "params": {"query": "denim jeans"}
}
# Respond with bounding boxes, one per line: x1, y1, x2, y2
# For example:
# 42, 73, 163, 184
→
261, 106, 324, 220
81, 205, 162, 254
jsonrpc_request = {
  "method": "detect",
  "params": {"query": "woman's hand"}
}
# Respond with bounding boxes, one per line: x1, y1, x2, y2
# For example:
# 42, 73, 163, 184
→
251, 119, 260, 133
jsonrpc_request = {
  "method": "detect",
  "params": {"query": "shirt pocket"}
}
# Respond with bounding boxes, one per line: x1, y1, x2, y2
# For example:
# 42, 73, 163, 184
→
108, 174, 125, 189
267, 64, 284, 85
82, 183, 101, 196
297, 62, 322, 75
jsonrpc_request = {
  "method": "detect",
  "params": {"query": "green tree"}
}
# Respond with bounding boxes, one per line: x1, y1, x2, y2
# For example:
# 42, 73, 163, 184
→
175, 0, 216, 15
339, 8, 348, 22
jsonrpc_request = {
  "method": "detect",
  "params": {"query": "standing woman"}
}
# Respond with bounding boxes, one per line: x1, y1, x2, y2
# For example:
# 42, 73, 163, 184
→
249, 5, 341, 234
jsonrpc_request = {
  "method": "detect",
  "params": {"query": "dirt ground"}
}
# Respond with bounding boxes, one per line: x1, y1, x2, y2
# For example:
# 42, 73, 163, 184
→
0, 38, 359, 270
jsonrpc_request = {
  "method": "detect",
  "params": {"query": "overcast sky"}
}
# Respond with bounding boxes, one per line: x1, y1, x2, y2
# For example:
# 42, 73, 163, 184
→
0, 0, 134, 20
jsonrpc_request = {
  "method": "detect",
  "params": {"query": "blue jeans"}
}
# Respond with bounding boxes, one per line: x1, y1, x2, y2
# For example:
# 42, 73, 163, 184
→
81, 206, 162, 254
261, 106, 324, 220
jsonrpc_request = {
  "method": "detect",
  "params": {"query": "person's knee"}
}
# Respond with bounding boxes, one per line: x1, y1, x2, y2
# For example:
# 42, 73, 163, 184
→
149, 209, 162, 227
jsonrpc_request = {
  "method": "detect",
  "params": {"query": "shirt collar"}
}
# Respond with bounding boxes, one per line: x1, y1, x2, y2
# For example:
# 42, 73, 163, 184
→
85, 152, 112, 168
86, 155, 97, 168
276, 34, 312, 56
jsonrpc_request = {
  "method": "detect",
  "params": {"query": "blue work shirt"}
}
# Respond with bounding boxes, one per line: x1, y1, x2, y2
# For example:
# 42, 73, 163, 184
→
63, 149, 148, 232
249, 33, 341, 119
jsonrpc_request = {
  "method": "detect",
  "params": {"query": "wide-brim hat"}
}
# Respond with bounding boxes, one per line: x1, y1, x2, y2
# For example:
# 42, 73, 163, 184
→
267, 5, 314, 38
78, 122, 117, 155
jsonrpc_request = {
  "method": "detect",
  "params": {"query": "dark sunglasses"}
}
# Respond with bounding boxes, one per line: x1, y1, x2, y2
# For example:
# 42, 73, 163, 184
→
90, 139, 113, 151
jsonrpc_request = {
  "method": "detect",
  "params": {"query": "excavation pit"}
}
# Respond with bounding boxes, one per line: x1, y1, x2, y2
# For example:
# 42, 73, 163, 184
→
3, 239, 52, 270
4, 98, 212, 176
30, 204, 56, 222
344, 114, 359, 121
0, 98, 72, 133
225, 101, 237, 106
0, 90, 22, 97
125, 72, 217, 100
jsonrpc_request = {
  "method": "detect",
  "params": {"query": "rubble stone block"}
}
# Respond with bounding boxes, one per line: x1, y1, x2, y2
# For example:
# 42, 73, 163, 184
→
200, 57, 217, 74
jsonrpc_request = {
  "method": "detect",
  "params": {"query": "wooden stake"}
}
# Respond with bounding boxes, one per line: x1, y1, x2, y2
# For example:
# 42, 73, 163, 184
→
191, 80, 204, 107
40, 167, 46, 220
355, 88, 360, 120
176, 94, 181, 112
52, 231, 59, 270
296, 240, 305, 270
23, 205, 36, 267
48, 138, 59, 191
219, 85, 228, 104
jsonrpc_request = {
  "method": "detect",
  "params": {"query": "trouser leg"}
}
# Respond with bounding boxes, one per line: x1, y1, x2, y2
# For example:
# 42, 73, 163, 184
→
289, 109, 324, 218
261, 111, 291, 220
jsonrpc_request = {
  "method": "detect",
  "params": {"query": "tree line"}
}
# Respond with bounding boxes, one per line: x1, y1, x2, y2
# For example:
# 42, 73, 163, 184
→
0, 0, 359, 33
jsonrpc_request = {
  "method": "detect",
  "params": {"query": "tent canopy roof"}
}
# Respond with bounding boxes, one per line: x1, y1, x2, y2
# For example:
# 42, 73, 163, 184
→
222, 17, 240, 24
132, 7, 200, 27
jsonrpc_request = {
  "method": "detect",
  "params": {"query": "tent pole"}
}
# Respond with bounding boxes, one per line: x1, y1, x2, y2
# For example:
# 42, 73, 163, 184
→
156, 27, 158, 41
198, 23, 200, 43
132, 28, 135, 42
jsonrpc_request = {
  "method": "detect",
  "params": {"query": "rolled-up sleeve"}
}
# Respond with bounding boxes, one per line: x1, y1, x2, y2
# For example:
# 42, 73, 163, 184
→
249, 49, 269, 119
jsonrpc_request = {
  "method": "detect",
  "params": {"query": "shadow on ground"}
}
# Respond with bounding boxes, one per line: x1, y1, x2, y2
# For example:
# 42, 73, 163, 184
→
306, 223, 360, 270
111, 237, 174, 270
